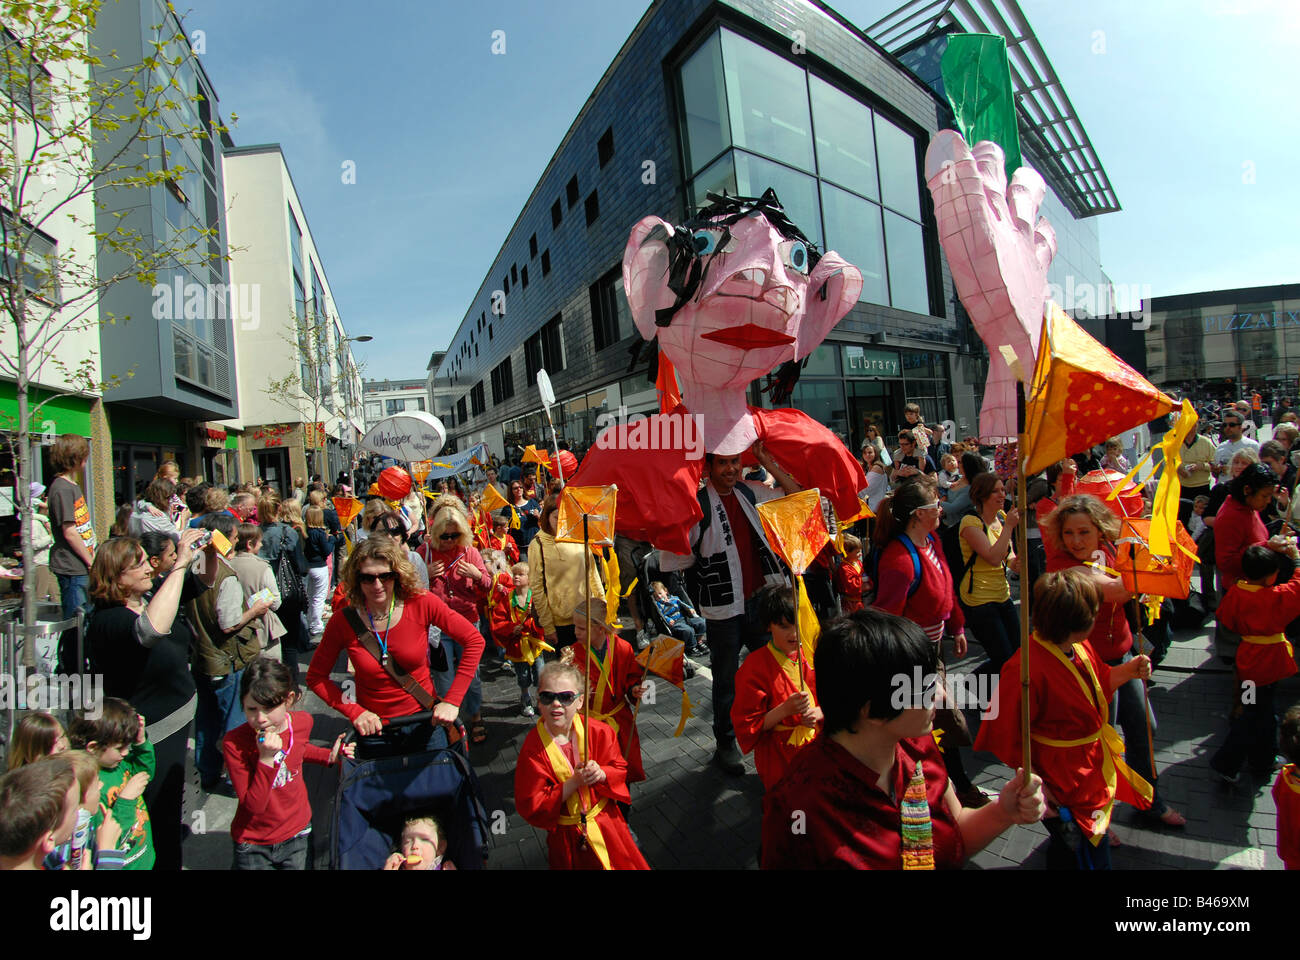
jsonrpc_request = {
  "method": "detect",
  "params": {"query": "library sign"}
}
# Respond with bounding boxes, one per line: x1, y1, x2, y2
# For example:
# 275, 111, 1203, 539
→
842, 346, 901, 378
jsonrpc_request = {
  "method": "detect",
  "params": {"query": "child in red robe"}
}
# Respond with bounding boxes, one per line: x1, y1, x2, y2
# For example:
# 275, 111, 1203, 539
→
1210, 545, 1300, 782
514, 662, 649, 870
1274, 705, 1300, 870
482, 511, 520, 565
570, 599, 646, 783
731, 584, 821, 790
489, 561, 552, 718
834, 534, 865, 613
976, 570, 1153, 870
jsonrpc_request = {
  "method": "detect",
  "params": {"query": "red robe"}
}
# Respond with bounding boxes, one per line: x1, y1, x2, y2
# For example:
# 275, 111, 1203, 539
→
834, 559, 864, 613
478, 530, 520, 565
731, 643, 819, 790
488, 586, 548, 662
975, 635, 1152, 841
1273, 764, 1300, 870
514, 716, 649, 870
572, 636, 645, 783
1218, 580, 1300, 688
569, 404, 867, 553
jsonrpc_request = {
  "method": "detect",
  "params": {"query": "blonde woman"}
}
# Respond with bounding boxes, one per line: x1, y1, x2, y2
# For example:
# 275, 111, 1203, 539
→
259, 494, 309, 652
527, 494, 606, 656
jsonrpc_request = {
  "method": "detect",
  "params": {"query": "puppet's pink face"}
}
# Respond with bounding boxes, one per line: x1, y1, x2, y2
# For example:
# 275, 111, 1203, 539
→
623, 211, 862, 395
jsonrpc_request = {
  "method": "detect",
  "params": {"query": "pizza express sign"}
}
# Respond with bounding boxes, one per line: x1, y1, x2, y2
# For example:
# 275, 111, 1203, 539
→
1199, 309, 1300, 335
842, 346, 901, 378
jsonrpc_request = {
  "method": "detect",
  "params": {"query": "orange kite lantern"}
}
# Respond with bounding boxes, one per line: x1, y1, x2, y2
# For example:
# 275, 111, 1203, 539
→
634, 634, 693, 736
332, 496, 363, 528
480, 481, 519, 529
1023, 303, 1178, 478
410, 460, 433, 484
1075, 470, 1145, 520
1114, 518, 1198, 601
756, 489, 828, 665
555, 485, 617, 547
521, 444, 549, 466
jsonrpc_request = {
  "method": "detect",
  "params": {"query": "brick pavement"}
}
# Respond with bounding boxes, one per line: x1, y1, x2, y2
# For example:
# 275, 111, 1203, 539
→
183, 586, 1297, 869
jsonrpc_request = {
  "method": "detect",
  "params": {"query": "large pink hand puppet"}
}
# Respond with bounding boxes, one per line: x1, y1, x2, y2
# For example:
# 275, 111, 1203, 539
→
925, 131, 1057, 441
622, 191, 862, 454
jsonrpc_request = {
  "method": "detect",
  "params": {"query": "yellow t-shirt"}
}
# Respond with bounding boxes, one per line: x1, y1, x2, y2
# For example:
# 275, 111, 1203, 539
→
958, 512, 1011, 606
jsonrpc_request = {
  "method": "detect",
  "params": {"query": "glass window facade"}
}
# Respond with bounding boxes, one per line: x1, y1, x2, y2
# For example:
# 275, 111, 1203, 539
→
1146, 296, 1300, 393
677, 27, 929, 315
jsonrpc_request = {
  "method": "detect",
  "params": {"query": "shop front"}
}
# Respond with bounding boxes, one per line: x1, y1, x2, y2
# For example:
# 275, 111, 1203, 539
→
106, 404, 189, 508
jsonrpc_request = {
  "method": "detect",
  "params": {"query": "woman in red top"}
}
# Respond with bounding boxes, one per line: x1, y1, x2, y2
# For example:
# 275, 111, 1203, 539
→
870, 477, 986, 807
307, 537, 483, 758
1041, 494, 1185, 829
762, 608, 1043, 869
1214, 463, 1277, 589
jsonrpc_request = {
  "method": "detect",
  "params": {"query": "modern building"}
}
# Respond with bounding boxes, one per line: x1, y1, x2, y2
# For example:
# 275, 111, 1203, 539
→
436, 0, 1119, 462
90, 1, 243, 503
1143, 284, 1300, 402
221, 145, 366, 495
363, 378, 431, 430
425, 350, 458, 442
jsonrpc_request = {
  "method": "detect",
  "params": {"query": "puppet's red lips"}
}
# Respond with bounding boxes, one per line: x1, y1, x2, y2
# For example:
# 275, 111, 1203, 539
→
700, 324, 796, 349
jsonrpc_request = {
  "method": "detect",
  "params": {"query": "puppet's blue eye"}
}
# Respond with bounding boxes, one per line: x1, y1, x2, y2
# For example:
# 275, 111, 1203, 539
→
783, 240, 809, 274
692, 229, 721, 255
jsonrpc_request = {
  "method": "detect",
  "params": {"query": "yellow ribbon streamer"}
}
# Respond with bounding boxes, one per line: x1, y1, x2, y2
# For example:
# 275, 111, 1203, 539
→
1032, 637, 1154, 843
537, 715, 612, 870
767, 641, 818, 746
795, 575, 820, 665
675, 690, 693, 738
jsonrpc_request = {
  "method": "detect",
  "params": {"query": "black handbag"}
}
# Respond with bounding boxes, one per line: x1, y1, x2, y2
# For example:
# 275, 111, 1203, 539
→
271, 527, 306, 608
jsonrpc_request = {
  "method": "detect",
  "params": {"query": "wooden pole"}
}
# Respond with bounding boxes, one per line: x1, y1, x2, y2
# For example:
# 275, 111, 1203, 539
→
1016, 380, 1033, 785
582, 512, 592, 767
794, 575, 806, 693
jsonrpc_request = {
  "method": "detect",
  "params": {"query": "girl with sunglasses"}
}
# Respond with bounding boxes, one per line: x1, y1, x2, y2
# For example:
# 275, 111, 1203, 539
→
306, 537, 484, 758
870, 477, 984, 809
514, 662, 649, 870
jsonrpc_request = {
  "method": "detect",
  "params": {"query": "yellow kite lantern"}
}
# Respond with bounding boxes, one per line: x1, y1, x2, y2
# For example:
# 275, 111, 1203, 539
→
331, 496, 363, 529
555, 484, 618, 768
1022, 303, 1179, 478
633, 634, 693, 736
756, 489, 829, 669
410, 460, 433, 485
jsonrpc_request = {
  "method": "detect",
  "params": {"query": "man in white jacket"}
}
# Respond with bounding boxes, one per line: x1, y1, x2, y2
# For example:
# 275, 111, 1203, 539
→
660, 441, 801, 775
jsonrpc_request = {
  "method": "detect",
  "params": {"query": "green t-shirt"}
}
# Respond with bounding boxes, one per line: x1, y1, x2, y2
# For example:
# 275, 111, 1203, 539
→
93, 739, 156, 870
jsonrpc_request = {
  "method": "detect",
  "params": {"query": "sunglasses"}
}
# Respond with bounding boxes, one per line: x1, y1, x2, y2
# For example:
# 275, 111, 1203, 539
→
359, 572, 396, 585
439, 532, 461, 541
538, 690, 579, 706
911, 502, 942, 515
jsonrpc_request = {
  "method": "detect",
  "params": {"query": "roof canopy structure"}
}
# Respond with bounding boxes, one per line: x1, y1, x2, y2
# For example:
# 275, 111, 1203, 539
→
864, 0, 1120, 218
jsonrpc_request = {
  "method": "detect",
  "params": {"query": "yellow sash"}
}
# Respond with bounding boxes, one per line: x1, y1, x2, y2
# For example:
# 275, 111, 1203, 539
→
767, 642, 818, 747
536, 716, 612, 870
1235, 583, 1297, 657
1030, 637, 1154, 843
1281, 764, 1300, 795
582, 642, 622, 736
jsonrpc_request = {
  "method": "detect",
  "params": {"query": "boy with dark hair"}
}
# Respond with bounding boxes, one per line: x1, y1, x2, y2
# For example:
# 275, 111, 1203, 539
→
1209, 545, 1300, 783
48, 434, 96, 624
0, 756, 80, 870
1274, 705, 1300, 870
69, 700, 156, 870
730, 583, 821, 790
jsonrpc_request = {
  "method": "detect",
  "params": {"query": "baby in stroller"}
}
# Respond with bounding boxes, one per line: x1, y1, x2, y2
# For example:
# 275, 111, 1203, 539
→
382, 815, 457, 870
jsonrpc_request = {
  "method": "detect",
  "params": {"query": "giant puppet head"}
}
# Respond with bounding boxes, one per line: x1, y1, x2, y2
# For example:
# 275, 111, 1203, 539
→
622, 190, 862, 455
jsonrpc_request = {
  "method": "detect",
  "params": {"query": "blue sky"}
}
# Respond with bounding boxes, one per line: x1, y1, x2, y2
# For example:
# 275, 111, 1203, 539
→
185, 0, 1299, 381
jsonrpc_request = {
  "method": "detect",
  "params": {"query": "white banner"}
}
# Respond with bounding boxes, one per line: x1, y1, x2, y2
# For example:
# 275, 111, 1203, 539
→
357, 412, 446, 461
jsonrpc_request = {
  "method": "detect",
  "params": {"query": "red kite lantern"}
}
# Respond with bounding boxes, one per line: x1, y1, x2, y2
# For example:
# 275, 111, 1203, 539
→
548, 450, 579, 479
377, 466, 412, 501
1075, 469, 1144, 520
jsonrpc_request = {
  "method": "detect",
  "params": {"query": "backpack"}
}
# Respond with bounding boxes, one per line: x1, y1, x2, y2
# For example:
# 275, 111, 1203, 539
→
942, 511, 1003, 602
867, 535, 924, 603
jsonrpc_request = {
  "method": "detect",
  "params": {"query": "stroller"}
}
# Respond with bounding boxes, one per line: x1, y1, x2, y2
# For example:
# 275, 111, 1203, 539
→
331, 712, 491, 870
634, 550, 705, 660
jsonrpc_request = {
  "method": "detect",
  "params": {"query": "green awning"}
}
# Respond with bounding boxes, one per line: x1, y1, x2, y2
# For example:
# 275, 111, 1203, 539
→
0, 382, 94, 437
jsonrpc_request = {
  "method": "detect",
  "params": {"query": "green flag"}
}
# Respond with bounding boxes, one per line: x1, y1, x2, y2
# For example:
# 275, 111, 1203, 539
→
940, 34, 1021, 182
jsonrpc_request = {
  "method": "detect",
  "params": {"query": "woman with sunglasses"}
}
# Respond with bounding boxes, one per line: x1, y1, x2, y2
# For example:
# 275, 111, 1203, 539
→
420, 495, 492, 742
871, 477, 984, 808
514, 661, 649, 869
306, 536, 484, 756
86, 528, 207, 870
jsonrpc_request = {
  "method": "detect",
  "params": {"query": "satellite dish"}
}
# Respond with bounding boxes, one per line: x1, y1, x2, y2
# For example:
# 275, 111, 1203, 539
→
537, 369, 555, 409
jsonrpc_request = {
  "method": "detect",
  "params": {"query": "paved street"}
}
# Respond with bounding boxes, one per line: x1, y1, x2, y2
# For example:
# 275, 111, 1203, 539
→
183, 573, 1295, 870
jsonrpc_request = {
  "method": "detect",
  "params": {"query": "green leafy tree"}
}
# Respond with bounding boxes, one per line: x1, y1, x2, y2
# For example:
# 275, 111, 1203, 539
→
0, 1, 229, 645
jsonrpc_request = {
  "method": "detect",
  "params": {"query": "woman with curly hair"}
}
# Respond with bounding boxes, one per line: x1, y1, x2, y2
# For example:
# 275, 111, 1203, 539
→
1041, 494, 1185, 830
307, 536, 483, 758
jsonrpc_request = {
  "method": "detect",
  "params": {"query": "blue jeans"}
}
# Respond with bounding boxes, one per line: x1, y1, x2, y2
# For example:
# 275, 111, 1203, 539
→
233, 831, 310, 870
668, 616, 708, 651
195, 668, 245, 786
513, 659, 539, 691
431, 639, 482, 719
706, 596, 769, 747
1105, 650, 1165, 816
57, 573, 92, 622
1046, 813, 1112, 870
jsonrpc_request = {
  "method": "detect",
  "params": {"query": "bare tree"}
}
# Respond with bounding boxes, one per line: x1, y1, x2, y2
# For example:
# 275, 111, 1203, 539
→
0, 2, 229, 641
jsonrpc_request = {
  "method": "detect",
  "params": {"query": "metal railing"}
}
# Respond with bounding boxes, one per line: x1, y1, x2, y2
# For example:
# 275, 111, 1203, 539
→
1, 604, 85, 754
